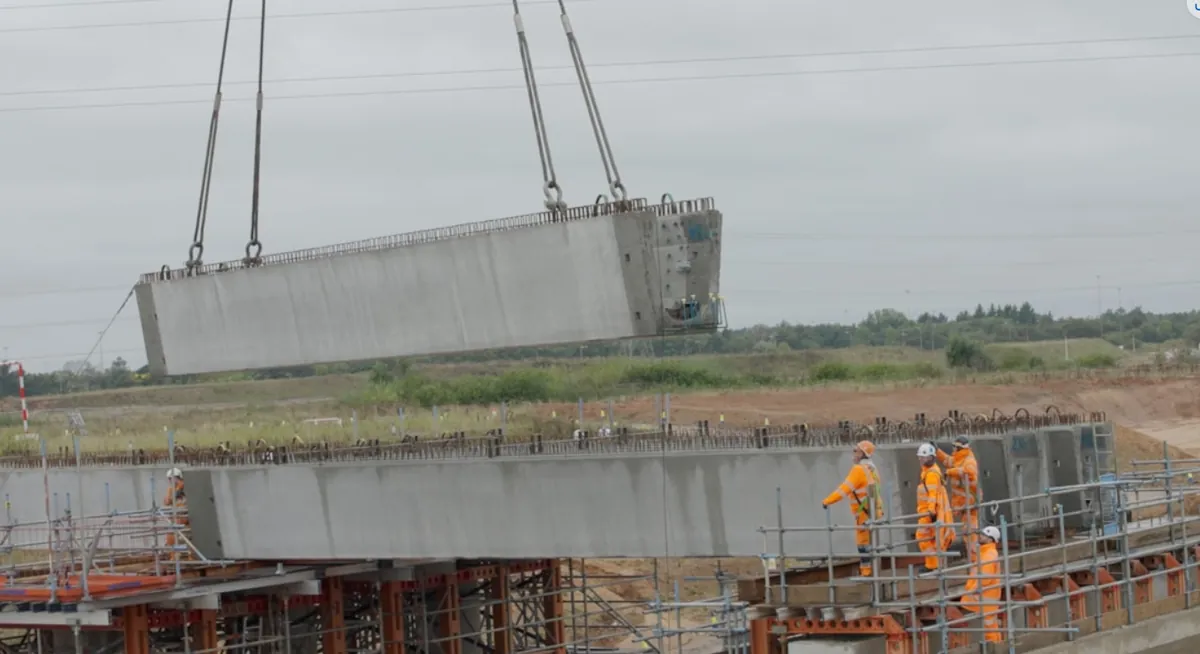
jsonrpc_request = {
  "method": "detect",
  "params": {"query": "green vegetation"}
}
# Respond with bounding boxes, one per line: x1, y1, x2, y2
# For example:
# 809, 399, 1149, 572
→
3, 301, 1194, 402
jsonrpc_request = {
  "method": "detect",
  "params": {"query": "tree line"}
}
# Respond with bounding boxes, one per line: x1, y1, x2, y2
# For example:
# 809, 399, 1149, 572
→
3, 301, 1196, 399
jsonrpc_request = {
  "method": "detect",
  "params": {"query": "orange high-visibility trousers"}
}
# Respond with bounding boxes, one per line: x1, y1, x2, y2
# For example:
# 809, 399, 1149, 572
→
981, 604, 1003, 642
854, 513, 873, 576
961, 509, 980, 562
916, 517, 939, 570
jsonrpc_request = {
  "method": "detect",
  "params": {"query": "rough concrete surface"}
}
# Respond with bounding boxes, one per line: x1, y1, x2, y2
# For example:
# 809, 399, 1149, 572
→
1032, 604, 1200, 654
136, 205, 723, 376
184, 445, 918, 560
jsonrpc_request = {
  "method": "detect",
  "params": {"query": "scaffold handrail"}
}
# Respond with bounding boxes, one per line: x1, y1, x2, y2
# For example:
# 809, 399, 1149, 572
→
750, 455, 1200, 652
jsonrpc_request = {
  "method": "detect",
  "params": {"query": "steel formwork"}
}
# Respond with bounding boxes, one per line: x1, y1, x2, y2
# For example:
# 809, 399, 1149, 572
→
0, 558, 677, 654
747, 450, 1200, 654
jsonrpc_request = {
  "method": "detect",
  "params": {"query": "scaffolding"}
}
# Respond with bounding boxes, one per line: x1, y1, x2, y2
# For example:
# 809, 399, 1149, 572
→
0, 510, 754, 654
748, 450, 1200, 654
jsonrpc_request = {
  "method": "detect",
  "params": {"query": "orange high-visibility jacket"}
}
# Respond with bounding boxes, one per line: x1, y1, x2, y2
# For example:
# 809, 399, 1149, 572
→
917, 466, 956, 542
164, 480, 189, 524
936, 448, 980, 511
824, 461, 884, 520
963, 542, 1001, 605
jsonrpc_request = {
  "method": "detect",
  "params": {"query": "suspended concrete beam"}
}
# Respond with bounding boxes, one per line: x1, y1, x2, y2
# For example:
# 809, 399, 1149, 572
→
136, 197, 723, 376
181, 445, 921, 560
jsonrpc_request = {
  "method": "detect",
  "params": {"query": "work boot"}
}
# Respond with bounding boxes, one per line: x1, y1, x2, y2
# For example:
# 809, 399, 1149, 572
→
918, 566, 938, 576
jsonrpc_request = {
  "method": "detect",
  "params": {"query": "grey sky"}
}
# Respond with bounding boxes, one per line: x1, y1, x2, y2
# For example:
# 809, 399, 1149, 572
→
1, 0, 1198, 371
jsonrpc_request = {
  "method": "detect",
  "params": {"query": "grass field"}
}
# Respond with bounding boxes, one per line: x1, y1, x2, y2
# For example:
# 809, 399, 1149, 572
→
0, 339, 1164, 453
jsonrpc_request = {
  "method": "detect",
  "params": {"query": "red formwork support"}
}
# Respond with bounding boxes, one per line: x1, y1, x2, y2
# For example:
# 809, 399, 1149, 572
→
1013, 583, 1048, 629
543, 564, 566, 654
321, 577, 348, 654
380, 581, 406, 654
1147, 554, 1185, 597
492, 564, 513, 654
749, 616, 914, 654
438, 583, 463, 654
191, 609, 219, 651
122, 604, 151, 654
1071, 569, 1119, 614
1129, 561, 1152, 606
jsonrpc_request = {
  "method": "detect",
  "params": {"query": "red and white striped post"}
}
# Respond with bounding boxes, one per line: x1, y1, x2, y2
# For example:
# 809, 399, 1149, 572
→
0, 360, 28, 438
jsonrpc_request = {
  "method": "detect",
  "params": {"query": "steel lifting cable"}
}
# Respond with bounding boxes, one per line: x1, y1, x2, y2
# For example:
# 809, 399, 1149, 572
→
184, 0, 236, 274
245, 0, 267, 265
511, 0, 567, 213
556, 0, 627, 203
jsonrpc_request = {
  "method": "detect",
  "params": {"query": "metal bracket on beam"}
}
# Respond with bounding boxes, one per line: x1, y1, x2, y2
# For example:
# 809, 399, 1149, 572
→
0, 610, 113, 628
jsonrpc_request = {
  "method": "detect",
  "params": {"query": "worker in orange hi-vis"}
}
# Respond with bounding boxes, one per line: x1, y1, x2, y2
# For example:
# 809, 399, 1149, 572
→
961, 525, 1004, 643
822, 440, 885, 577
163, 467, 189, 560
936, 435, 981, 562
915, 443, 956, 574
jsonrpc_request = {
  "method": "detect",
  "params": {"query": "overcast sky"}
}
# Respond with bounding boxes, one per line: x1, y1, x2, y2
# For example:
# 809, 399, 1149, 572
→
0, 0, 1198, 371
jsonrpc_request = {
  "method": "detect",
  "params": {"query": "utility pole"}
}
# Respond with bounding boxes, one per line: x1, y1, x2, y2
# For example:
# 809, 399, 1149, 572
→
1096, 275, 1103, 339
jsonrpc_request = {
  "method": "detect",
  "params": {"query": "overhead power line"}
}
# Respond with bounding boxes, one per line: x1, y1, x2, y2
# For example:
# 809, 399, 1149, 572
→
735, 227, 1200, 241
8, 347, 142, 363
5, 33, 1200, 99
730, 278, 1200, 298
0, 284, 132, 299
0, 316, 138, 330
0, 0, 613, 29
3, 50, 1197, 115
0, 0, 163, 9
734, 257, 1182, 269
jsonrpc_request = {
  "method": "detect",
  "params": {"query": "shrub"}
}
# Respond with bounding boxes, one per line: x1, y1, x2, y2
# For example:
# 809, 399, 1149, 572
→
810, 362, 853, 382
946, 337, 993, 371
1076, 353, 1117, 369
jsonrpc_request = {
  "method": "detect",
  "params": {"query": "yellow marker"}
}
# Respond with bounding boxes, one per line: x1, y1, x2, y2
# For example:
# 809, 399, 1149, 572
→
660, 411, 666, 419
719, 414, 725, 423
552, 411, 557, 418
600, 410, 607, 418
764, 418, 770, 426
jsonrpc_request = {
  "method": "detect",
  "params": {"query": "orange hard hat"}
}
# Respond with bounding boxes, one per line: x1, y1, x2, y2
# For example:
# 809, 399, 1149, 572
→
855, 440, 876, 457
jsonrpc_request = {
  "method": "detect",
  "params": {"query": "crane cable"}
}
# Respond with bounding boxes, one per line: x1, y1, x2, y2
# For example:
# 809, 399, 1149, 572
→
556, 0, 627, 204
184, 0, 235, 274
510, 0, 567, 213
245, 0, 267, 265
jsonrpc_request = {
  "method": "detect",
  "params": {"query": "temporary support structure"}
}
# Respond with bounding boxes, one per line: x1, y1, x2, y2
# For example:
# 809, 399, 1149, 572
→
745, 450, 1200, 654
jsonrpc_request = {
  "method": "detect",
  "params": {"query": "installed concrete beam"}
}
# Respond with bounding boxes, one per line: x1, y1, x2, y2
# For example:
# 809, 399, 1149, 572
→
136, 198, 723, 375
183, 445, 919, 560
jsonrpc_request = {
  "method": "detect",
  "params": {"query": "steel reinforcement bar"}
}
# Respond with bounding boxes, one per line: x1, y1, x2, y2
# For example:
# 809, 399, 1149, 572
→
0, 405, 1105, 470
141, 196, 716, 282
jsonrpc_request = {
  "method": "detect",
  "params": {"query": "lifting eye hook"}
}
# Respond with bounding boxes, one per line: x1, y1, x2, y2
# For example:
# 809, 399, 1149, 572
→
244, 240, 263, 266
543, 180, 567, 213
610, 180, 628, 203
185, 243, 204, 275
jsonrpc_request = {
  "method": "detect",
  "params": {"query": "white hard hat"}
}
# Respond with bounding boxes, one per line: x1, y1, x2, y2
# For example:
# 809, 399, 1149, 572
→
166, 467, 182, 479
916, 443, 936, 458
982, 526, 1001, 541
